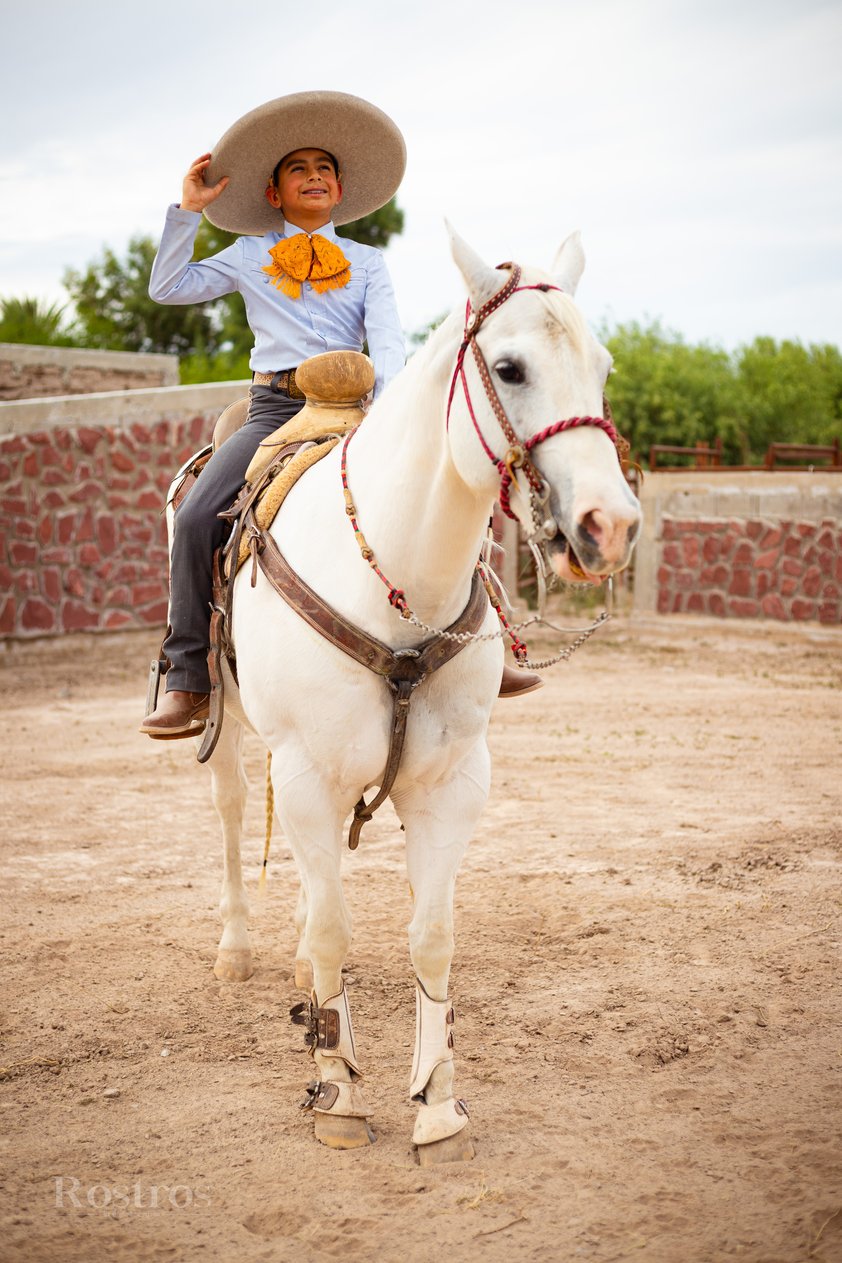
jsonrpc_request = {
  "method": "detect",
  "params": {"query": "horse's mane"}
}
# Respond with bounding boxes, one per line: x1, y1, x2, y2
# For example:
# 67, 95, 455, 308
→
538, 286, 591, 355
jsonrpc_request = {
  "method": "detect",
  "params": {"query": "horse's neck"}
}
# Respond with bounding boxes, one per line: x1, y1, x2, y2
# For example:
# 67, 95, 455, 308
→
347, 317, 491, 624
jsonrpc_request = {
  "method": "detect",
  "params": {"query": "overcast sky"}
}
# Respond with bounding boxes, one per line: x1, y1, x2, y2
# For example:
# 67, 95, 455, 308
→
1, 0, 840, 351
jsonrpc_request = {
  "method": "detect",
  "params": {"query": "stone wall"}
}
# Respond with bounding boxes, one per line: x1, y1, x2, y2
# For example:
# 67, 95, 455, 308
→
0, 382, 248, 639
0, 344, 179, 401
4, 395, 841, 641
633, 471, 842, 625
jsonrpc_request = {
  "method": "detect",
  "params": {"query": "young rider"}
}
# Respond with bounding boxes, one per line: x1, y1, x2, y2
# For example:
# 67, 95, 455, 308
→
140, 90, 540, 738
140, 91, 408, 737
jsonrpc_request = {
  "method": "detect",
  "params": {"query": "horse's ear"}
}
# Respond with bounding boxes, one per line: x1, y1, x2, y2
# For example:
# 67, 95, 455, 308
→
552, 231, 586, 297
446, 221, 503, 310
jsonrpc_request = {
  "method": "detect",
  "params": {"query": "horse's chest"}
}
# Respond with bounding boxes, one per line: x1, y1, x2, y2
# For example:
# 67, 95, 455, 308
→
313, 682, 487, 795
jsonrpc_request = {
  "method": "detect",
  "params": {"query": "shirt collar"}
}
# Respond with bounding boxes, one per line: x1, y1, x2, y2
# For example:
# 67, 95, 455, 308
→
281, 218, 338, 241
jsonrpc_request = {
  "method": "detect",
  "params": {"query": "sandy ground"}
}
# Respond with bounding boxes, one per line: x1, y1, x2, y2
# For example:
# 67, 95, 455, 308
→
0, 616, 840, 1263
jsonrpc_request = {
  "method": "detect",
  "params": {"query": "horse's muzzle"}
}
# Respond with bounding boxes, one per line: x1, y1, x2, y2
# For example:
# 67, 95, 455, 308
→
547, 500, 641, 583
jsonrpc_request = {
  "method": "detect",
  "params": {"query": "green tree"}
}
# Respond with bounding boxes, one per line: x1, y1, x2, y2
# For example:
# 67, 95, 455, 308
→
60, 200, 406, 378
0, 295, 77, 346
601, 321, 741, 463
63, 235, 219, 357
60, 200, 406, 377
409, 312, 448, 348
733, 338, 842, 461
339, 198, 404, 248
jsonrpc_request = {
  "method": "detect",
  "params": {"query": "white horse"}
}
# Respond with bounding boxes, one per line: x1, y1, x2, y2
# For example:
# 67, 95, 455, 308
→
204, 228, 641, 1162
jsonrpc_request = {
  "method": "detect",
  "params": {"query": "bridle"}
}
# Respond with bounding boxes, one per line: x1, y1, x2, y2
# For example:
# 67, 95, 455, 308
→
340, 260, 624, 666
446, 263, 622, 587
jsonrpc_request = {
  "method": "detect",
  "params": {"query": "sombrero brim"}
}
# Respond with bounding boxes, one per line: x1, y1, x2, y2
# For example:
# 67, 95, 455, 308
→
203, 91, 406, 234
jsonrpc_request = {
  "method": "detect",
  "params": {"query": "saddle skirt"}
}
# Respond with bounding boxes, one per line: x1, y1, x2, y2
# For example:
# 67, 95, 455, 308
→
227, 430, 347, 578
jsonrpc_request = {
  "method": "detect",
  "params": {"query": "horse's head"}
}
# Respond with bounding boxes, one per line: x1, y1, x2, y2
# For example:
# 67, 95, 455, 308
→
446, 227, 641, 583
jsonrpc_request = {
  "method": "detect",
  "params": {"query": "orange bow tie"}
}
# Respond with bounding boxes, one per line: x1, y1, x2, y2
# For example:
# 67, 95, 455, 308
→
262, 233, 351, 300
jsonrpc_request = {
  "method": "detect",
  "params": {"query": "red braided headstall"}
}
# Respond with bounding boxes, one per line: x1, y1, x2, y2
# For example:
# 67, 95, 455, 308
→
445, 263, 621, 520
339, 263, 625, 666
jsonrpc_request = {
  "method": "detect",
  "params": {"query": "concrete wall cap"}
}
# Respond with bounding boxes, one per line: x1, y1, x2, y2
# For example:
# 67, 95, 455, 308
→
0, 381, 251, 436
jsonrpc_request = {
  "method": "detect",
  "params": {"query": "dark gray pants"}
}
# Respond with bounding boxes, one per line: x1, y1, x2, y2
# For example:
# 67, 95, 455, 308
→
164, 386, 305, 693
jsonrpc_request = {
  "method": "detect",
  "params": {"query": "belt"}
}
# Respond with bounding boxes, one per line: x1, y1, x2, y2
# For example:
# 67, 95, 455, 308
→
253, 368, 305, 400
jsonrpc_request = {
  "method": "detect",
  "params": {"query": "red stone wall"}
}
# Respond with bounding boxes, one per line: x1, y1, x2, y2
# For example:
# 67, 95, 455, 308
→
656, 516, 842, 624
0, 417, 209, 638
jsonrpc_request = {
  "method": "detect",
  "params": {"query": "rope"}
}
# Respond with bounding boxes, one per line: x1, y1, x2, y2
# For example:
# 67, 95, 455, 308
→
341, 431, 409, 614
258, 750, 273, 896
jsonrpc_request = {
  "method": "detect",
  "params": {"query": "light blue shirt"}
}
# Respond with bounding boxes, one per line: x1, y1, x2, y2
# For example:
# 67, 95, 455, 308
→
149, 206, 406, 397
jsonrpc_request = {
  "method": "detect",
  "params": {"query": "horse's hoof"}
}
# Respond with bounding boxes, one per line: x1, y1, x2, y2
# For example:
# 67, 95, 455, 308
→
294, 957, 313, 990
314, 1112, 376, 1150
416, 1128, 475, 1166
213, 948, 254, 982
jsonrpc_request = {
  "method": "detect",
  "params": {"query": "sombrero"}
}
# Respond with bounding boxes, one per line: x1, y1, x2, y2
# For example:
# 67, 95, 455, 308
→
203, 91, 406, 235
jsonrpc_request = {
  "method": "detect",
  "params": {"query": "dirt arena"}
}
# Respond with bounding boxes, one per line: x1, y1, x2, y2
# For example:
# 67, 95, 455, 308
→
1, 616, 840, 1263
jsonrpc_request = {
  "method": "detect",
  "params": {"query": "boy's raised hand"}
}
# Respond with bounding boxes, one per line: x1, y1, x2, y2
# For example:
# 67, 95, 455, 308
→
180, 153, 229, 213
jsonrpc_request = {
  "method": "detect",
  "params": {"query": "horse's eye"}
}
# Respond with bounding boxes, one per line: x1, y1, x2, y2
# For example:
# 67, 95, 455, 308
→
494, 359, 525, 384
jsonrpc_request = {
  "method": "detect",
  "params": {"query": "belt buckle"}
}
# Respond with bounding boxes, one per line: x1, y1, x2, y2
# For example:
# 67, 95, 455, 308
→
269, 369, 305, 400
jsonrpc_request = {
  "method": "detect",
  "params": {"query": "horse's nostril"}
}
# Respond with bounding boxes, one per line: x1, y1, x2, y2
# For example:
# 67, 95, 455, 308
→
578, 509, 604, 548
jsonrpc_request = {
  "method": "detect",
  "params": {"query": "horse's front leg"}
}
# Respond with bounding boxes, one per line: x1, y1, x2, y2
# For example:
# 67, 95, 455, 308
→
293, 881, 314, 991
278, 769, 375, 1149
394, 744, 490, 1166
207, 717, 253, 982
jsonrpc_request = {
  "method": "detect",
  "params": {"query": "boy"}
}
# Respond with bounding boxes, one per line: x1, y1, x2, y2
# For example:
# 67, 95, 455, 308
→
140, 91, 408, 737
140, 90, 540, 737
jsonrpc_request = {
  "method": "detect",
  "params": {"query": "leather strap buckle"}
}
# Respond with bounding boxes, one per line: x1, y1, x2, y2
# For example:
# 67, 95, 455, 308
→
290, 1000, 340, 1050
300, 1080, 340, 1112
269, 368, 305, 399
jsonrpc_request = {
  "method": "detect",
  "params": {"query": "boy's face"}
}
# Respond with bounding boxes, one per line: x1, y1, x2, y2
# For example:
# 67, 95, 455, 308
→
266, 148, 342, 226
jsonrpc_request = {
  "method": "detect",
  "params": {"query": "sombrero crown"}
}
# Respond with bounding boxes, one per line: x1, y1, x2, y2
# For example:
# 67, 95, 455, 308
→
203, 90, 406, 235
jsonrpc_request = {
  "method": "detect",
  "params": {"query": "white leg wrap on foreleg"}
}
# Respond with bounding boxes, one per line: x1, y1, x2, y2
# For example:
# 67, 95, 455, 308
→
293, 984, 370, 1118
312, 984, 363, 1077
410, 979, 469, 1145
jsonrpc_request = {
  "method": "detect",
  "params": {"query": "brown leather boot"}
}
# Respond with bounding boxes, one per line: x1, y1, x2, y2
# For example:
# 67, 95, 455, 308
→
498, 664, 544, 698
140, 690, 210, 739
